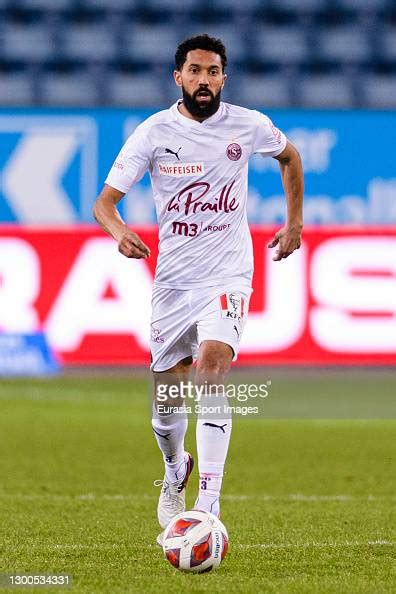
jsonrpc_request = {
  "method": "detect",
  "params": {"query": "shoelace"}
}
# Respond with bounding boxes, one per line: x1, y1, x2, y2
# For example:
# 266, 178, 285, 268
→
153, 479, 166, 488
153, 478, 184, 495
153, 458, 188, 494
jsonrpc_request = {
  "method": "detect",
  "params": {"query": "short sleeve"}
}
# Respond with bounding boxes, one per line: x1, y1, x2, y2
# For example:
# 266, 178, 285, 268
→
105, 124, 152, 193
252, 111, 287, 158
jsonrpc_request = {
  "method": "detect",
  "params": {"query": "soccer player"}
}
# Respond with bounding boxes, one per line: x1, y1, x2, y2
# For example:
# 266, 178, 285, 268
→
93, 34, 303, 545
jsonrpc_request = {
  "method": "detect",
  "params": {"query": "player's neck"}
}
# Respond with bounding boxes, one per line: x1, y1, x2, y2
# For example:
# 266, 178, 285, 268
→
177, 101, 214, 123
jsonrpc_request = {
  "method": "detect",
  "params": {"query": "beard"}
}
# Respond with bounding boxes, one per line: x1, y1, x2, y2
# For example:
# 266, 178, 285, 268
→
181, 86, 221, 119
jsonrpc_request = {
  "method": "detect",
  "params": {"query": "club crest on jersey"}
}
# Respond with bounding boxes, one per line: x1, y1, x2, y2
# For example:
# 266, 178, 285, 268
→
226, 143, 242, 161
220, 292, 244, 321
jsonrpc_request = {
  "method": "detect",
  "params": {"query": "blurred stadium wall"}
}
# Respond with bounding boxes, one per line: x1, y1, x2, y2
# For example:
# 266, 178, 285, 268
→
0, 0, 396, 370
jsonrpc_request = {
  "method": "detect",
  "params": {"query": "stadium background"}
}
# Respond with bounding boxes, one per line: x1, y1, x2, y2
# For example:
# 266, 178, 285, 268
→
0, 2, 395, 592
1, 0, 396, 369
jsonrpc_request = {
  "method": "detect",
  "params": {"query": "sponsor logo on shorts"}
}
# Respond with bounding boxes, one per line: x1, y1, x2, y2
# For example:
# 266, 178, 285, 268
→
158, 162, 205, 177
220, 292, 244, 322
151, 327, 165, 343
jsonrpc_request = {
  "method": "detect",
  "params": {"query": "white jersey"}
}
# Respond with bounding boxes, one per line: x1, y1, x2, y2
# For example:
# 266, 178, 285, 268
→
105, 101, 287, 289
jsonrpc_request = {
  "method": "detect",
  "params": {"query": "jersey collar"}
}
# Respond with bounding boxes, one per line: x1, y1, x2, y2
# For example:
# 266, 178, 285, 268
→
171, 100, 225, 129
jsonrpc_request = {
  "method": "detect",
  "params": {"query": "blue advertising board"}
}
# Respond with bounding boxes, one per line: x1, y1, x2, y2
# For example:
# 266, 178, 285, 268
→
0, 108, 395, 225
0, 332, 59, 376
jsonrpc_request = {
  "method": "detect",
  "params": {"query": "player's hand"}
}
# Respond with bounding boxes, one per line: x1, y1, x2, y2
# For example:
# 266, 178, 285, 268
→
267, 225, 302, 261
117, 230, 151, 259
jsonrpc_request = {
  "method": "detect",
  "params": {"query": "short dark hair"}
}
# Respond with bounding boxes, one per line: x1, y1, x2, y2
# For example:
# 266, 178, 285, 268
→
175, 34, 227, 72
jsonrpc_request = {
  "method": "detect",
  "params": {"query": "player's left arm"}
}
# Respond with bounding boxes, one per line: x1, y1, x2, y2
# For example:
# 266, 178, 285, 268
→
268, 140, 304, 261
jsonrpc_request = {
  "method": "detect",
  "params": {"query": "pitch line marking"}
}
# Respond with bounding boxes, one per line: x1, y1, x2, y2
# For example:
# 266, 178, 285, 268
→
9, 541, 392, 550
0, 493, 395, 502
236, 540, 394, 549
51, 539, 394, 550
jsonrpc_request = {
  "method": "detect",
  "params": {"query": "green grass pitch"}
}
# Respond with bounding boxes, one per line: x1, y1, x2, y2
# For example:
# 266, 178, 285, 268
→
0, 372, 395, 593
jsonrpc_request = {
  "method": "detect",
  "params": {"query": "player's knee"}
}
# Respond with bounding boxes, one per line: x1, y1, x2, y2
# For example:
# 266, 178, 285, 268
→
196, 356, 231, 384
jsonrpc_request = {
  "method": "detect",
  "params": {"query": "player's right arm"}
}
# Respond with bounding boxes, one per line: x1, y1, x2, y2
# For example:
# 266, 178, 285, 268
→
93, 121, 152, 259
93, 184, 151, 259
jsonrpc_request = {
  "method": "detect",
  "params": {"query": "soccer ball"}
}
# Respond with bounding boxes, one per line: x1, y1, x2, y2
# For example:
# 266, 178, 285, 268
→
162, 510, 228, 573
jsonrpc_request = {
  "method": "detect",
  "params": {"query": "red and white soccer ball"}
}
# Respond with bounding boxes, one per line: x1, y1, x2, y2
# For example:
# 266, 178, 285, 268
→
163, 510, 229, 573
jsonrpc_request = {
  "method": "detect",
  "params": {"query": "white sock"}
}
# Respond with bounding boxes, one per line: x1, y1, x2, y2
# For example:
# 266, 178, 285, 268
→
195, 392, 232, 516
152, 410, 188, 484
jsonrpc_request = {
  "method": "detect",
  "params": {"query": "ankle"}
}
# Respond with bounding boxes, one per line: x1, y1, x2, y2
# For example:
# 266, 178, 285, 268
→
199, 472, 223, 493
195, 492, 220, 517
164, 452, 186, 483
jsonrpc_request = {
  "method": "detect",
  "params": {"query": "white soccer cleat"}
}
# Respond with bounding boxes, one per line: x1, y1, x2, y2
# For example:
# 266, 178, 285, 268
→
156, 531, 164, 548
154, 452, 194, 530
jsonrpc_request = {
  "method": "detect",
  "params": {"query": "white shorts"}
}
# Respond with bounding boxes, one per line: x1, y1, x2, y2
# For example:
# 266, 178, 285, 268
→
150, 283, 252, 372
